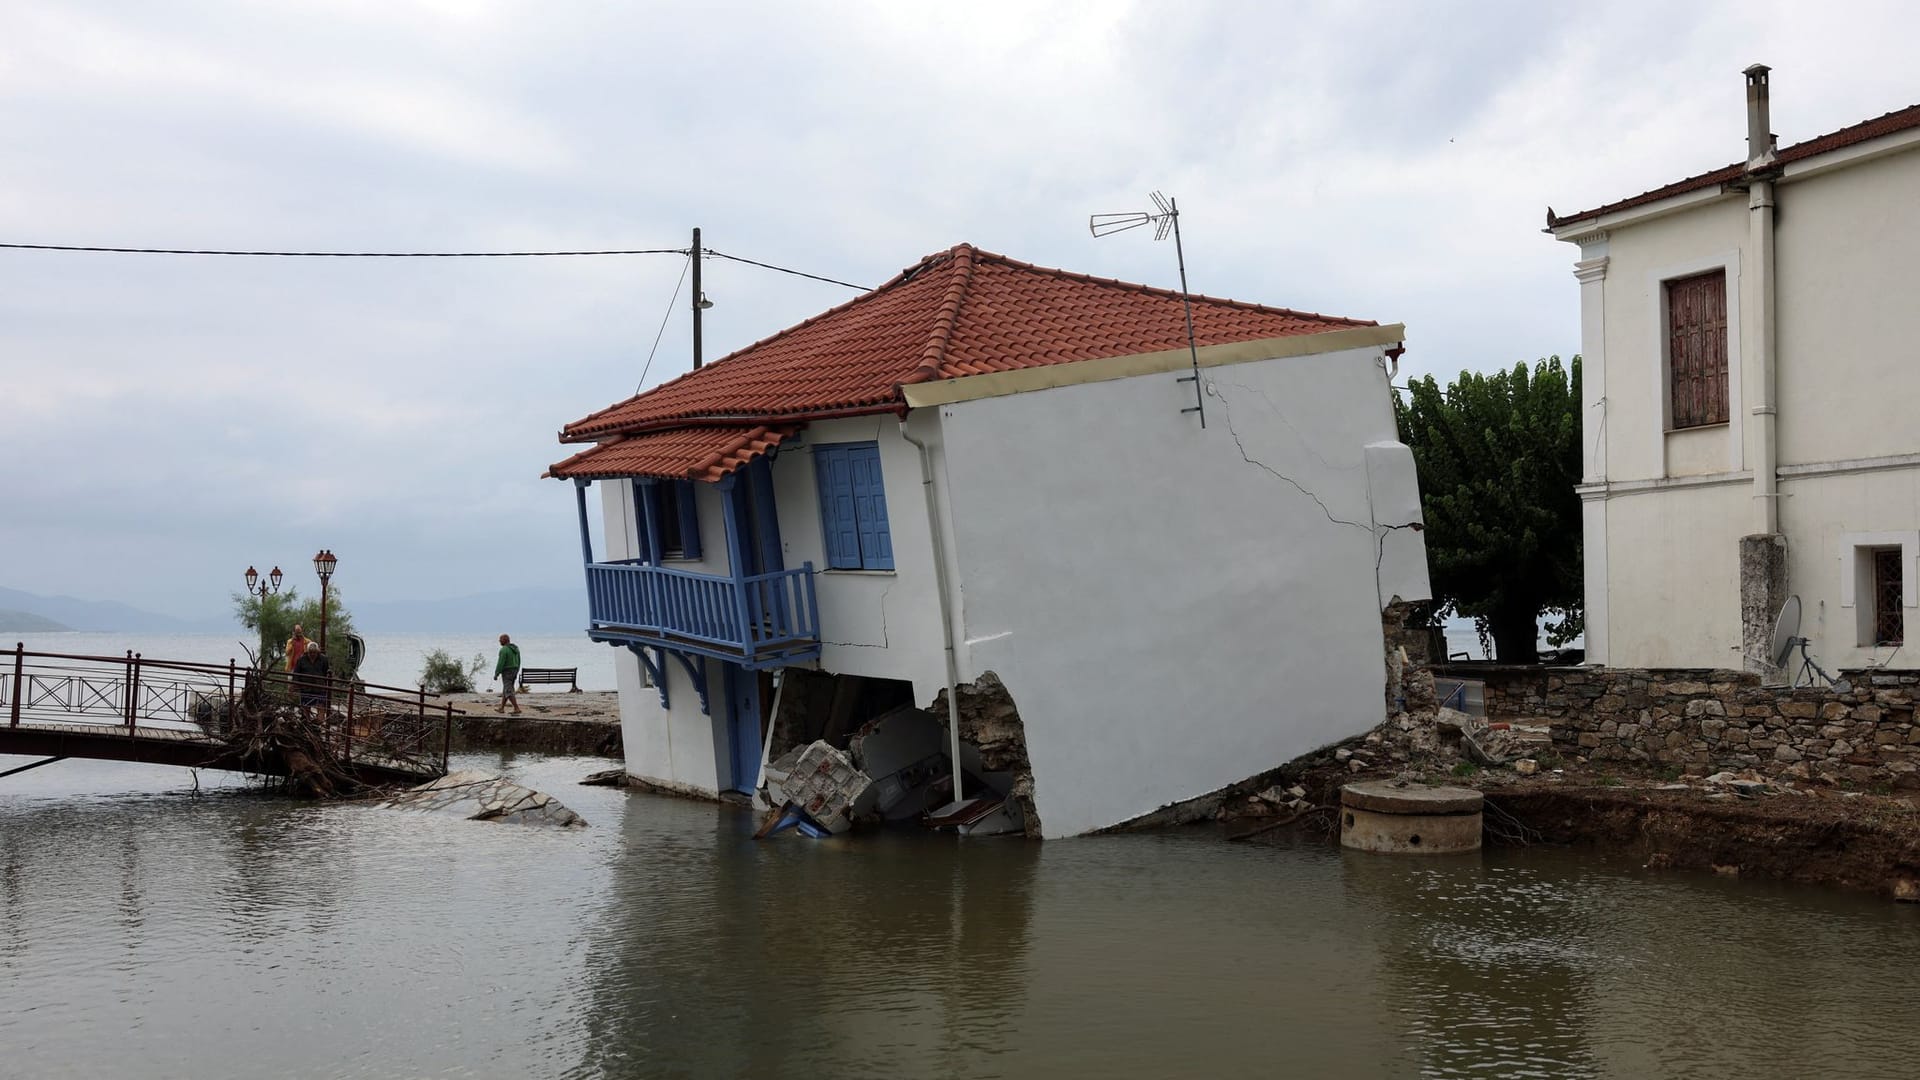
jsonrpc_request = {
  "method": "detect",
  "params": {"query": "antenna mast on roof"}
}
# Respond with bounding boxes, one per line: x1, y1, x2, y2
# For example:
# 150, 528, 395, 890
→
1089, 191, 1206, 427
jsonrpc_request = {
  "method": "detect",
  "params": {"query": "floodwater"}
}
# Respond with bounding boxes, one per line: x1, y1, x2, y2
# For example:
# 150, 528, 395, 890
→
3, 754, 1917, 1079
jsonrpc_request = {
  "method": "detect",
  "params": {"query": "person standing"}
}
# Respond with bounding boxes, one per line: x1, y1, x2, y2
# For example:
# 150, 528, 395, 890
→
285, 624, 311, 672
293, 640, 332, 716
493, 633, 522, 715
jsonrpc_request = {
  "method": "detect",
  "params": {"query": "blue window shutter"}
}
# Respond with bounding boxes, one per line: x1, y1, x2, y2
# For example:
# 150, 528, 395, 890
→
675, 480, 702, 560
814, 447, 861, 569
631, 481, 653, 563
849, 446, 893, 570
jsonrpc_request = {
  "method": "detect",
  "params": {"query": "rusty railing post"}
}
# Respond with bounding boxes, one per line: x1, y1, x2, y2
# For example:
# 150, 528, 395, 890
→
442, 702, 454, 773
10, 642, 22, 728
345, 680, 356, 764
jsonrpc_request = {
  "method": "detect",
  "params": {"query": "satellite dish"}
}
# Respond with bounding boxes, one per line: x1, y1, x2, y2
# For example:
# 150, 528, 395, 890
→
1769, 594, 1848, 691
1769, 595, 1802, 668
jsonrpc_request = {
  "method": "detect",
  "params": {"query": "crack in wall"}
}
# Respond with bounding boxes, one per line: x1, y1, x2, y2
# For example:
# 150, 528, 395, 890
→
1216, 385, 1423, 606
1215, 387, 1372, 532
816, 579, 893, 649
1215, 378, 1365, 473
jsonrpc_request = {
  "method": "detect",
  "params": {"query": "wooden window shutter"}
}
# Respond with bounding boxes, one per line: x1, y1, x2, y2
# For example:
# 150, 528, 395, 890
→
814, 447, 862, 569
848, 445, 894, 570
1666, 270, 1729, 429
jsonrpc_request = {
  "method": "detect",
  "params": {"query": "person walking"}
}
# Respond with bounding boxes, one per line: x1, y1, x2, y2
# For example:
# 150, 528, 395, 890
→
285, 624, 311, 672
493, 633, 522, 715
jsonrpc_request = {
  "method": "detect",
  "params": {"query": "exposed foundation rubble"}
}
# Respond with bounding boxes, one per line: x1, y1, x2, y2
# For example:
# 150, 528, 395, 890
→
753, 669, 1039, 839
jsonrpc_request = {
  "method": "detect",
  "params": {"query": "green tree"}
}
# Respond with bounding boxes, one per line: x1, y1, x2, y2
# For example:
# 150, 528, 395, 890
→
233, 586, 358, 676
1396, 356, 1582, 663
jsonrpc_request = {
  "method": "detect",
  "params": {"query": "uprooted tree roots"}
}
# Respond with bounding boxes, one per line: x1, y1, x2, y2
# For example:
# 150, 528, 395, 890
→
205, 672, 423, 798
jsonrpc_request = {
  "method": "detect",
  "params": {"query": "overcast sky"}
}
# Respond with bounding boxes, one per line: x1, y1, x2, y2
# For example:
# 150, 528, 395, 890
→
2, 0, 1913, 617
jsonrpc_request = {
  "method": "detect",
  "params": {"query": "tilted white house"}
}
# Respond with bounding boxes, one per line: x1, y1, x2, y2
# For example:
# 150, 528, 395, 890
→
547, 244, 1430, 836
1549, 67, 1920, 675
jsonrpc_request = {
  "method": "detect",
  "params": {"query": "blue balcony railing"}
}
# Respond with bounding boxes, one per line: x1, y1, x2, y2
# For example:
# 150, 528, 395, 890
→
584, 560, 820, 663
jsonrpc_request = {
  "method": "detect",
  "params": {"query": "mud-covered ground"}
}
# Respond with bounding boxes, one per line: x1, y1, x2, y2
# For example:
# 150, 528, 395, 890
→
1215, 716, 1920, 901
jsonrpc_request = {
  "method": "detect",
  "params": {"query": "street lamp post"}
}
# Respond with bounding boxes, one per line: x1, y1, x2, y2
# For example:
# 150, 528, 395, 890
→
313, 549, 338, 654
243, 565, 284, 663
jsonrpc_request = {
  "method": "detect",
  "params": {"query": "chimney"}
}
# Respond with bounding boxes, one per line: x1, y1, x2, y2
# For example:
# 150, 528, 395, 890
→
1744, 63, 1776, 168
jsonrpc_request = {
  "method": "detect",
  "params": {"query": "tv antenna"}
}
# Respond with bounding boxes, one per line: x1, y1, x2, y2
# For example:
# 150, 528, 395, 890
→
1769, 595, 1850, 691
1090, 191, 1206, 427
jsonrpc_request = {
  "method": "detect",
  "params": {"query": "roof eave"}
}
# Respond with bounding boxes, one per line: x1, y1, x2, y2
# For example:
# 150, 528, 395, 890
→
1548, 184, 1734, 241
901, 324, 1405, 410
558, 400, 906, 444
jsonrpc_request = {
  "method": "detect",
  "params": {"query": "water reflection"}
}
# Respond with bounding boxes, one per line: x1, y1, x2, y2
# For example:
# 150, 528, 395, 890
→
571, 800, 1040, 1078
1346, 851, 1603, 1077
3, 756, 1919, 1079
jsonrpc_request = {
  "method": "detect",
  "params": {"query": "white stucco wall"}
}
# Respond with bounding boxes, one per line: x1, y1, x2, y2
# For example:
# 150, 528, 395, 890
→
1775, 149, 1920, 467
1571, 137, 1920, 671
1778, 470, 1920, 671
1590, 198, 1748, 485
935, 345, 1429, 837
765, 416, 949, 702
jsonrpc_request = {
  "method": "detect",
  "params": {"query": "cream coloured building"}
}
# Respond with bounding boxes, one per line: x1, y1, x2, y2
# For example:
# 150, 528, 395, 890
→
1549, 66, 1920, 674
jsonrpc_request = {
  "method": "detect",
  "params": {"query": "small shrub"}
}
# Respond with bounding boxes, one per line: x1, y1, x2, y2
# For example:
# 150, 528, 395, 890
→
1451, 761, 1480, 778
419, 649, 486, 694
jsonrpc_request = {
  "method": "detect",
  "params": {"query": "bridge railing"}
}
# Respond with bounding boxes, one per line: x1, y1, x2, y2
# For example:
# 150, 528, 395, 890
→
3, 643, 456, 777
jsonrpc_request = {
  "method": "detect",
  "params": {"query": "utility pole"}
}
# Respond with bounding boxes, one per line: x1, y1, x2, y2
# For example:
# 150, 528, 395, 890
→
691, 227, 704, 369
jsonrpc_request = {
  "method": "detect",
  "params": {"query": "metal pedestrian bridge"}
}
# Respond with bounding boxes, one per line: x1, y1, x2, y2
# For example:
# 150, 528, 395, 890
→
0, 644, 453, 787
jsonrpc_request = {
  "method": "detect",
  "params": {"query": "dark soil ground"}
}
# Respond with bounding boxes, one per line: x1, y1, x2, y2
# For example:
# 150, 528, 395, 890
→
1238, 752, 1920, 901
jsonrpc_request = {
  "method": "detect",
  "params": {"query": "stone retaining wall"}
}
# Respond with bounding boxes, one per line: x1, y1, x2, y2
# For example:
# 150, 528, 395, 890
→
1432, 664, 1920, 790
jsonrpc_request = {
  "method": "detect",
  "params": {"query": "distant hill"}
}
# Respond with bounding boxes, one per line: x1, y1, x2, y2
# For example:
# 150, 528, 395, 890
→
0, 586, 227, 633
0, 608, 75, 632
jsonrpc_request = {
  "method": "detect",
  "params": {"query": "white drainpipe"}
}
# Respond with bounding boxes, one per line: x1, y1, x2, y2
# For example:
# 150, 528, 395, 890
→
899, 419, 965, 804
1746, 63, 1780, 535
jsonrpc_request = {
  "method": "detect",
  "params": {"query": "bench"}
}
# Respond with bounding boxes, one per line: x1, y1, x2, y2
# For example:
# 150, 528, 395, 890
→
518, 667, 581, 693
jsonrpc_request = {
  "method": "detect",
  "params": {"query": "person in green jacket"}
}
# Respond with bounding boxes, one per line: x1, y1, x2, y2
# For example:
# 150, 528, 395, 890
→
493, 633, 522, 715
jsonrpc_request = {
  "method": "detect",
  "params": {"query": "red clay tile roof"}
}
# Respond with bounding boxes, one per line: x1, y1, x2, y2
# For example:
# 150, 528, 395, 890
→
559, 244, 1375, 444
545, 424, 795, 483
1549, 102, 1920, 229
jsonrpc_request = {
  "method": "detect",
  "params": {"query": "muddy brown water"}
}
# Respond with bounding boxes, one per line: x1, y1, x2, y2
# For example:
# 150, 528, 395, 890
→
3, 752, 1918, 1079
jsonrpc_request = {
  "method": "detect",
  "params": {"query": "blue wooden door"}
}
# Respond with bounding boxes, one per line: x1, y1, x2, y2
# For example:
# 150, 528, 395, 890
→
722, 663, 761, 793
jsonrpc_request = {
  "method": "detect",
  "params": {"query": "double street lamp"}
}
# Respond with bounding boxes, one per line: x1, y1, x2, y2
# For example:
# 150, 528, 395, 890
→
243, 565, 283, 597
240, 551, 339, 655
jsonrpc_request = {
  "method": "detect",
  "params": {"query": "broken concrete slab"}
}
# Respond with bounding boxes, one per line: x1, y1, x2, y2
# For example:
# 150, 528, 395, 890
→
382, 769, 586, 828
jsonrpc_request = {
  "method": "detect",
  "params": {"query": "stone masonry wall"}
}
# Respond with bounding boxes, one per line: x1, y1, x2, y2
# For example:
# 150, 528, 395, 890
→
1431, 664, 1920, 790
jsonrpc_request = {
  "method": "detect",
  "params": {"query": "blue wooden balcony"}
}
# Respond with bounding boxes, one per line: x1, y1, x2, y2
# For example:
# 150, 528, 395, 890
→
584, 559, 821, 668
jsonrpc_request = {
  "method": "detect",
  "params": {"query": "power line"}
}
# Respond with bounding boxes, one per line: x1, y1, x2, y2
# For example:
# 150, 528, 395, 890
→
0, 239, 871, 291
0, 242, 685, 257
703, 249, 868, 290
638, 254, 692, 395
